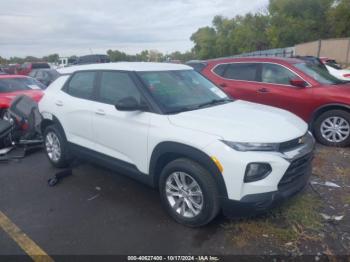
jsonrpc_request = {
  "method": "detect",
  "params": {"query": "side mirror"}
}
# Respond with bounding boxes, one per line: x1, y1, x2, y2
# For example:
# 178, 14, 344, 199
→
290, 78, 307, 88
115, 97, 147, 111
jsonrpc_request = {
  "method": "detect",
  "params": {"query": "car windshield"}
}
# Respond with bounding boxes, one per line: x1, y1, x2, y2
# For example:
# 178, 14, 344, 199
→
0, 77, 45, 92
295, 62, 344, 85
137, 70, 231, 113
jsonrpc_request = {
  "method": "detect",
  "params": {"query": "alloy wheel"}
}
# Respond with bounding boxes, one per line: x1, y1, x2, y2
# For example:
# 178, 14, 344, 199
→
320, 116, 350, 143
45, 132, 61, 162
165, 172, 204, 218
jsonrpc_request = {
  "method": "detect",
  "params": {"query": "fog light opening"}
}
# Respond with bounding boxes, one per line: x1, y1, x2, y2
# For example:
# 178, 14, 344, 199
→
244, 163, 272, 183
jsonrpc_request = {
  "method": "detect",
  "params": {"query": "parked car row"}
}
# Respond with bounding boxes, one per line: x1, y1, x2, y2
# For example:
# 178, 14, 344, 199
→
188, 56, 350, 147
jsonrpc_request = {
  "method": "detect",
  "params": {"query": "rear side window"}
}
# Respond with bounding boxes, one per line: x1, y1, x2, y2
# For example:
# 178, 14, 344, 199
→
66, 71, 96, 99
213, 64, 227, 76
223, 63, 258, 81
98, 71, 141, 105
261, 64, 297, 85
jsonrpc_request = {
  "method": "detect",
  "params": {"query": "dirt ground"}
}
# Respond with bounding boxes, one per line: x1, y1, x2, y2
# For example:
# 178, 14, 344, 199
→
0, 144, 349, 259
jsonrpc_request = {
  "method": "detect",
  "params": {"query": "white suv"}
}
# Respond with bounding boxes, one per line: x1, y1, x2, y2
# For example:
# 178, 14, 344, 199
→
39, 62, 315, 227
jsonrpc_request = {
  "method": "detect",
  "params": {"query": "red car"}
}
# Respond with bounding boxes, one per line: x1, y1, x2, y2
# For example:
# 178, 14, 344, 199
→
0, 75, 44, 119
17, 62, 50, 76
197, 57, 350, 147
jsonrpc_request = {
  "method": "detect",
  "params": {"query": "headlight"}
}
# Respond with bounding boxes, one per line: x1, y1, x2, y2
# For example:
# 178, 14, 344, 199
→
222, 140, 279, 152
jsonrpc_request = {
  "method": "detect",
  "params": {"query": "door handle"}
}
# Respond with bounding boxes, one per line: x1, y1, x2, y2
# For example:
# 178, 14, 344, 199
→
95, 109, 106, 116
55, 100, 63, 106
219, 83, 227, 88
257, 88, 269, 93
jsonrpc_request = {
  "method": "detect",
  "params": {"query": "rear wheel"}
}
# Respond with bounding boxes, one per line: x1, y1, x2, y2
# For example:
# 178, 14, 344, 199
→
43, 124, 72, 168
314, 110, 350, 147
159, 158, 220, 227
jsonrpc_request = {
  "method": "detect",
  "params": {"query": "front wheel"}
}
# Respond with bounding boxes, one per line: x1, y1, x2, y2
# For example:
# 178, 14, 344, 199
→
314, 110, 350, 147
159, 158, 220, 227
43, 125, 73, 168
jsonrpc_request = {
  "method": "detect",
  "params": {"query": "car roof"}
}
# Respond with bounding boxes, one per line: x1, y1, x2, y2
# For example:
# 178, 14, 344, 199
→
206, 56, 303, 65
57, 62, 192, 74
0, 74, 28, 79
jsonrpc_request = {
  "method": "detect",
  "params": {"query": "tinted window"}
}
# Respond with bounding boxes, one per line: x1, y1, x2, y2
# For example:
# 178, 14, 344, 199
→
36, 71, 45, 79
98, 72, 141, 105
223, 63, 258, 81
213, 64, 227, 76
67, 72, 96, 99
28, 71, 37, 77
261, 64, 297, 85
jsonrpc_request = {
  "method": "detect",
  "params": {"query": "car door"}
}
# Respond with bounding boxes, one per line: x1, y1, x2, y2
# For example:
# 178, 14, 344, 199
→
92, 71, 151, 173
57, 71, 97, 149
256, 63, 314, 120
211, 62, 262, 102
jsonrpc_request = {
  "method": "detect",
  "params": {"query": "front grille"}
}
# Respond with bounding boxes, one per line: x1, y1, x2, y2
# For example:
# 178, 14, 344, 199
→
279, 134, 306, 152
278, 153, 313, 189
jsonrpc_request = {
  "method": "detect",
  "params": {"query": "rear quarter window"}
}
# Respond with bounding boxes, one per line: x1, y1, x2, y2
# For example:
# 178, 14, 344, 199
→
212, 64, 227, 76
65, 71, 96, 99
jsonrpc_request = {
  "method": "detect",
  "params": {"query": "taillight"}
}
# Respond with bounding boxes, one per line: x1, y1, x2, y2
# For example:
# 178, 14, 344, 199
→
343, 74, 350, 78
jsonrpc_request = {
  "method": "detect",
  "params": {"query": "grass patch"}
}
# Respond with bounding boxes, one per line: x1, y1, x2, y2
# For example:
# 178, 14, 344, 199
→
342, 195, 350, 205
227, 193, 323, 248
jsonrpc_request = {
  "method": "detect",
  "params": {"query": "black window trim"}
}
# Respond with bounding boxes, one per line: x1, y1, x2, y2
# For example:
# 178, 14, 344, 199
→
61, 69, 162, 114
211, 61, 312, 88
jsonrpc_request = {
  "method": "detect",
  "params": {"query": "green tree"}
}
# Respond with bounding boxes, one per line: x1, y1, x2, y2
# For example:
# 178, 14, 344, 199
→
0, 56, 8, 65
268, 0, 333, 47
42, 53, 59, 63
231, 13, 270, 53
327, 0, 350, 37
107, 49, 129, 62
190, 27, 217, 59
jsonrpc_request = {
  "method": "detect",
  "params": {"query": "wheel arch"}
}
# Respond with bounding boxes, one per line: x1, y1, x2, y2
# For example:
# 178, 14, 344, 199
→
310, 103, 350, 130
41, 114, 67, 140
149, 141, 228, 199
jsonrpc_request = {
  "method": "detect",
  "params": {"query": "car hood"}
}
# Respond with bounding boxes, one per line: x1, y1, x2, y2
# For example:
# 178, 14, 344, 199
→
0, 90, 43, 108
168, 100, 308, 143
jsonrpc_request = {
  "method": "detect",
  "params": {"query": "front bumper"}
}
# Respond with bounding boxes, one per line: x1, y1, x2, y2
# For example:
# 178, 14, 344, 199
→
222, 161, 311, 217
221, 133, 315, 217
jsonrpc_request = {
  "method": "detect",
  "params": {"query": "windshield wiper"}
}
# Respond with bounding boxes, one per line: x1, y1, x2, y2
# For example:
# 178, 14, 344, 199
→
196, 98, 232, 109
167, 98, 233, 114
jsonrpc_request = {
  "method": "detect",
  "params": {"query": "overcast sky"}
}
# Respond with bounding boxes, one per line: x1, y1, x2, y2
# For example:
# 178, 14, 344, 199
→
0, 0, 268, 58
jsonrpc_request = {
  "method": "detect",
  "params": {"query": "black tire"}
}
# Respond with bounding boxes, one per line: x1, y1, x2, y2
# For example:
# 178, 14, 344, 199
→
43, 124, 73, 168
159, 158, 220, 227
313, 109, 350, 147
